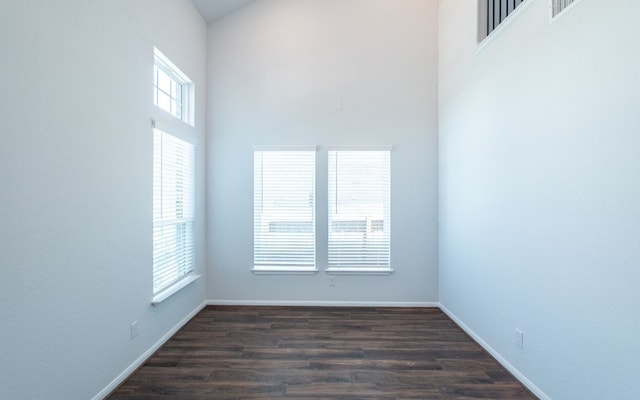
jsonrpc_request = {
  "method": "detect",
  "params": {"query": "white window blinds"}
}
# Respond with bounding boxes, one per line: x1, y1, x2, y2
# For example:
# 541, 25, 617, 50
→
328, 148, 391, 271
328, 148, 391, 270
253, 147, 316, 271
153, 129, 195, 294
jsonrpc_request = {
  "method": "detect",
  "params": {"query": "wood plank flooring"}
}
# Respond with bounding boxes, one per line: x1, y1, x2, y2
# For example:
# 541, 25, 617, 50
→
108, 306, 537, 399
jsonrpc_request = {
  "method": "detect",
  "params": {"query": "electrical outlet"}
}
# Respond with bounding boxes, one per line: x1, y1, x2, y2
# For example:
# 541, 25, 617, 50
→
515, 328, 524, 348
329, 276, 336, 286
130, 321, 138, 339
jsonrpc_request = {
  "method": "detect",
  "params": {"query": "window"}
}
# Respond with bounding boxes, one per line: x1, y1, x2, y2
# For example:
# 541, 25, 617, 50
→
154, 47, 194, 126
153, 129, 195, 297
478, 0, 526, 42
328, 148, 391, 272
551, 0, 580, 19
253, 147, 316, 272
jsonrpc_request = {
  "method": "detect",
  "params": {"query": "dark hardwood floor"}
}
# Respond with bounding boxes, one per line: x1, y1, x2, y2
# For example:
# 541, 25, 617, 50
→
108, 306, 537, 399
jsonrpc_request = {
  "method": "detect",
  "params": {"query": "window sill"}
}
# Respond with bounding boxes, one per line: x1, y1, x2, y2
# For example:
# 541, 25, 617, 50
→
326, 268, 394, 276
252, 268, 319, 275
152, 274, 201, 305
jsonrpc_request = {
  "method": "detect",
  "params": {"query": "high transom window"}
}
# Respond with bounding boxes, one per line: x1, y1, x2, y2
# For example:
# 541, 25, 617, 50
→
153, 47, 194, 126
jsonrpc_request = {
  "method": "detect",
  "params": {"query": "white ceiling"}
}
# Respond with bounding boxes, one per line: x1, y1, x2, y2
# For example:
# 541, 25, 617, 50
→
191, 0, 254, 23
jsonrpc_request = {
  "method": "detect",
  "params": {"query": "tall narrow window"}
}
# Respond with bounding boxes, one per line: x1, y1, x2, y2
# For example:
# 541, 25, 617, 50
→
154, 47, 194, 126
328, 148, 391, 272
253, 147, 316, 272
153, 129, 195, 296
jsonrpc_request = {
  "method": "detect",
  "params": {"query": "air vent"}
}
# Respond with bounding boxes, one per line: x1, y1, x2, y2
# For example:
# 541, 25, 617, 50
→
551, 0, 580, 19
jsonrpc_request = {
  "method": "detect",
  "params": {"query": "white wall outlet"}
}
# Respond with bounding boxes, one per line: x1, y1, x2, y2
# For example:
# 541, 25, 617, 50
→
329, 276, 337, 286
515, 328, 524, 348
130, 321, 138, 339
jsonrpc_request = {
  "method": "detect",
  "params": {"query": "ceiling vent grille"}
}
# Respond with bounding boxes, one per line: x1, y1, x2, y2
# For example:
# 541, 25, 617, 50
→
551, 0, 579, 19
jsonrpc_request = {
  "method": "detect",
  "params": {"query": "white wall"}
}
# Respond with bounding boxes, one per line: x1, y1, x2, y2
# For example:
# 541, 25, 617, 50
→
438, 0, 640, 399
9, 0, 636, 398
206, 0, 439, 304
0, 1, 207, 399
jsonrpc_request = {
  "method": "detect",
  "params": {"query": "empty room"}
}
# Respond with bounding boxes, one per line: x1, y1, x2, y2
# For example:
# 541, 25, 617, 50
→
1, 0, 638, 399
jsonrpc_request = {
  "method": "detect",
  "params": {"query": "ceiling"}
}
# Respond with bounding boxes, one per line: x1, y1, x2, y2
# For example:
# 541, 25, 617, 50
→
191, 0, 255, 23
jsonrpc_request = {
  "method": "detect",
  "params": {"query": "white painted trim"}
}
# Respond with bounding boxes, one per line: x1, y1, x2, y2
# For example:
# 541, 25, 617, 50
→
207, 300, 438, 308
91, 301, 207, 400
151, 274, 201, 305
438, 303, 551, 400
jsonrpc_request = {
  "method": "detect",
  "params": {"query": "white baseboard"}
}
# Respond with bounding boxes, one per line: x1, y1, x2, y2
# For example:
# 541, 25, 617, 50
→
91, 301, 207, 400
207, 299, 439, 307
438, 303, 551, 400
